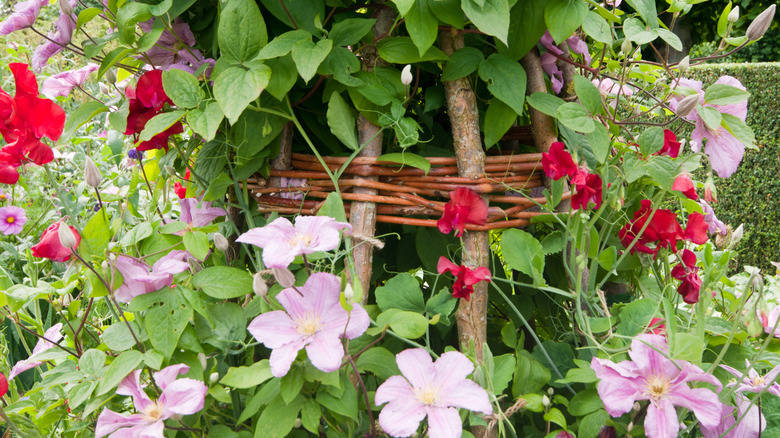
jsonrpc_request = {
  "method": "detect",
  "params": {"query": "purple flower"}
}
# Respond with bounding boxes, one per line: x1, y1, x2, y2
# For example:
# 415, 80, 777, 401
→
9, 323, 63, 379
127, 149, 141, 160
41, 63, 99, 99
0, 206, 26, 235
113, 251, 190, 303
248, 272, 370, 377
31, 1, 77, 72
672, 76, 749, 178
237, 216, 352, 269
698, 200, 728, 235
95, 364, 207, 438
375, 348, 493, 438
700, 395, 765, 438
0, 0, 48, 35
179, 197, 226, 228
591, 334, 724, 438
720, 359, 780, 397
137, 18, 215, 75
539, 31, 592, 94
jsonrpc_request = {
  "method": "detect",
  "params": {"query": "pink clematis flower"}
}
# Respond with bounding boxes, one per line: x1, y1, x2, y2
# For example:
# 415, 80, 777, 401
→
237, 216, 352, 269
248, 272, 370, 377
437, 187, 488, 238
179, 197, 226, 228
437, 256, 491, 301
591, 334, 724, 438
41, 63, 99, 99
31, 0, 77, 72
720, 359, 780, 397
0, 206, 26, 235
375, 348, 492, 438
113, 251, 190, 303
541, 141, 577, 180
539, 31, 591, 94
137, 19, 215, 75
9, 323, 63, 379
759, 305, 780, 337
0, 0, 47, 35
95, 364, 207, 438
672, 76, 749, 178
700, 395, 765, 438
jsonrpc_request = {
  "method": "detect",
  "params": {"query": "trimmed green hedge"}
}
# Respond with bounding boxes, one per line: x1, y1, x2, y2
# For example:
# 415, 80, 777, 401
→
690, 63, 780, 270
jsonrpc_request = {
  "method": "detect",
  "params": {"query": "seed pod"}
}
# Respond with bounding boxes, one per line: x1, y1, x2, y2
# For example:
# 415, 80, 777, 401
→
58, 222, 78, 249
84, 157, 102, 188
401, 64, 413, 86
213, 232, 229, 253
675, 94, 700, 118
747, 4, 776, 41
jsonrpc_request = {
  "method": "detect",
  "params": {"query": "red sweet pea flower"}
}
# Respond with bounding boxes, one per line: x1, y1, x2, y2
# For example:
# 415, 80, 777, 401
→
648, 317, 666, 336
541, 142, 578, 180
0, 371, 7, 397
437, 187, 488, 237
437, 256, 491, 301
618, 200, 683, 256
570, 169, 603, 210
671, 249, 702, 304
658, 129, 681, 158
672, 173, 698, 200
124, 70, 182, 152
683, 212, 709, 245
31, 222, 80, 262
174, 168, 191, 199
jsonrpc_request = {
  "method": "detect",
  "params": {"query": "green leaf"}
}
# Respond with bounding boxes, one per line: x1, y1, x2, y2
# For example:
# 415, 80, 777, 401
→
375, 273, 425, 312
624, 0, 658, 29
115, 1, 151, 45
254, 395, 305, 438
257, 30, 310, 59
580, 410, 610, 438
218, 0, 267, 62
145, 289, 193, 359
623, 17, 658, 44
101, 321, 142, 351
544, 408, 567, 430
390, 0, 414, 15
317, 192, 348, 223
326, 92, 359, 150
162, 69, 203, 108
81, 210, 111, 259
462, 0, 510, 44
671, 333, 703, 364
699, 106, 723, 131
657, 28, 682, 51
183, 231, 209, 261
76, 8, 103, 32
597, 246, 617, 271
258, 0, 323, 34
501, 229, 545, 286
406, 0, 439, 55
541, 231, 566, 255
280, 365, 304, 404
722, 113, 756, 149
138, 110, 185, 142
221, 360, 273, 388
376, 152, 431, 175
214, 65, 271, 124
377, 37, 449, 63
291, 38, 332, 83
512, 350, 551, 396
545, 0, 588, 43
704, 83, 751, 105
119, 222, 153, 247
568, 388, 604, 416
329, 18, 376, 47
573, 74, 603, 115
193, 267, 253, 299
61, 101, 108, 142
136, 18, 165, 52
499, 0, 547, 60
478, 54, 527, 116
556, 102, 595, 133
442, 47, 484, 81
491, 354, 516, 395
98, 47, 134, 80
587, 122, 610, 164
484, 99, 517, 147
4, 284, 51, 312
389, 311, 429, 338
616, 299, 657, 337
429, 0, 464, 28
718, 2, 732, 38
300, 399, 321, 435
527, 92, 565, 117
203, 172, 234, 202
316, 375, 358, 421
187, 101, 224, 141
582, 10, 612, 44
97, 350, 144, 395
356, 347, 401, 380
638, 126, 665, 156
265, 56, 298, 101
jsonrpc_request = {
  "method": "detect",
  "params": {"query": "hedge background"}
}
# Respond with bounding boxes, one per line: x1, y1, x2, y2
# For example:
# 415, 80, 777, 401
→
689, 62, 780, 271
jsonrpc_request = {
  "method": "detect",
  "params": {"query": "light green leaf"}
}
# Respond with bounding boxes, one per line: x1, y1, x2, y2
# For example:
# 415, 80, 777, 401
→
138, 110, 185, 142
484, 99, 517, 147
582, 11, 612, 44
375, 273, 425, 312
291, 38, 332, 83
390, 0, 414, 15
377, 152, 431, 175
442, 47, 484, 81
97, 350, 144, 395
377, 37, 449, 63
356, 347, 401, 380
406, 0, 438, 55
257, 29, 310, 59
329, 18, 376, 47
162, 69, 203, 108
527, 92, 565, 116
218, 0, 267, 62
501, 229, 545, 286
638, 126, 665, 156
478, 53, 527, 116
213, 65, 271, 124
699, 106, 723, 131
462, 0, 510, 44
61, 101, 108, 142
183, 231, 209, 261
187, 101, 224, 141
145, 290, 193, 359
573, 74, 603, 115
499, 0, 547, 60
115, 1, 151, 45
625, 0, 658, 29
556, 102, 595, 133
326, 92, 358, 150
704, 83, 750, 105
587, 122, 610, 164
221, 360, 273, 388
545, 0, 588, 43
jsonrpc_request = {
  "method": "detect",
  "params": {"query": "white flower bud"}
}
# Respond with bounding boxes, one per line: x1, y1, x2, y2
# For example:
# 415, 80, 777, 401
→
59, 0, 73, 15
728, 6, 740, 23
731, 223, 744, 247
164, 165, 176, 176
99, 82, 111, 95
58, 223, 77, 249
294, 418, 302, 429
209, 372, 219, 383
621, 39, 632, 55
213, 233, 229, 253
541, 395, 550, 407
401, 64, 413, 86
343, 283, 354, 302
675, 94, 700, 118
84, 157, 102, 188
678, 55, 689, 73
627, 422, 634, 432
547, 387, 554, 396
747, 4, 776, 41
253, 273, 268, 297
272, 267, 296, 288
105, 69, 117, 84
197, 352, 207, 370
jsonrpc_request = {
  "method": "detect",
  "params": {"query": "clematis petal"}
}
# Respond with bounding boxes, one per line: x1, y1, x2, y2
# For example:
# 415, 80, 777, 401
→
377, 401, 427, 438
247, 311, 300, 349
590, 357, 644, 417
438, 380, 492, 414
433, 351, 474, 390
294, 216, 350, 254
260, 239, 297, 269
116, 370, 153, 412
703, 127, 745, 178
94, 410, 147, 438
644, 399, 680, 438
668, 386, 723, 429
269, 339, 306, 377
236, 217, 296, 249
152, 364, 189, 391
305, 332, 345, 373
395, 348, 435, 389
426, 406, 464, 438
159, 377, 207, 416
375, 375, 415, 406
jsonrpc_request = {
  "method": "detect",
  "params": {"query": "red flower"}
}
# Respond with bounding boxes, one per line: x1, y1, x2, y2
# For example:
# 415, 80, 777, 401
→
570, 169, 603, 210
124, 70, 182, 152
672, 173, 698, 200
174, 168, 191, 199
437, 256, 491, 301
541, 142, 578, 180
682, 212, 708, 245
31, 222, 81, 262
0, 63, 65, 183
437, 187, 488, 237
647, 317, 666, 336
671, 249, 701, 304
618, 201, 709, 257
0, 372, 6, 397
658, 129, 681, 158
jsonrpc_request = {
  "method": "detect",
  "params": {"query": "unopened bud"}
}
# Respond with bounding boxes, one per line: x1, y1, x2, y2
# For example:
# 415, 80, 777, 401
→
99, 82, 110, 95
272, 267, 295, 288
209, 372, 219, 383
401, 64, 413, 86
164, 165, 176, 176
84, 157, 102, 188
621, 39, 632, 55
253, 273, 268, 297
747, 4, 776, 41
677, 55, 689, 73
293, 418, 302, 429
675, 94, 699, 118
627, 422, 634, 432
187, 257, 201, 274
58, 223, 77, 249
343, 283, 354, 302
547, 387, 554, 396
731, 223, 744, 247
633, 402, 641, 412
213, 233, 229, 253
197, 352, 207, 370
105, 69, 117, 84
541, 395, 550, 407
728, 6, 740, 23
59, 0, 74, 15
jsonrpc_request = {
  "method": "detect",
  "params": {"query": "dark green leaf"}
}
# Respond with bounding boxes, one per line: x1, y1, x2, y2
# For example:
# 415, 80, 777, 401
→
478, 53, 527, 116
462, 0, 510, 44
218, 0, 267, 62
442, 47, 484, 81
545, 0, 588, 43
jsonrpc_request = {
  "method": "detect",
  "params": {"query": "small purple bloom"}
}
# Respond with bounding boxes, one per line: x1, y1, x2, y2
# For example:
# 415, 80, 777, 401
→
95, 364, 207, 438
9, 323, 63, 379
591, 334, 724, 438
179, 197, 226, 228
31, 0, 77, 72
113, 251, 190, 303
237, 216, 352, 269
0, 0, 48, 35
41, 63, 99, 99
720, 359, 780, 397
699, 200, 728, 235
0, 206, 26, 235
375, 348, 493, 438
127, 149, 141, 160
248, 272, 370, 377
539, 31, 591, 95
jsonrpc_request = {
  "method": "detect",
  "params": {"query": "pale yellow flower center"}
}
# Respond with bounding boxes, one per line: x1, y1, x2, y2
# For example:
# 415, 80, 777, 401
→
296, 313, 320, 336
753, 375, 766, 387
5, 217, 13, 224
290, 233, 313, 248
414, 385, 440, 406
142, 401, 164, 422
643, 374, 671, 403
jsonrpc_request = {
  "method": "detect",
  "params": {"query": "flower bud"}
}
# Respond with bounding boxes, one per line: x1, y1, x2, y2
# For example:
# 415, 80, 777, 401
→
197, 352, 207, 370
677, 55, 689, 73
728, 6, 740, 23
731, 223, 744, 248
401, 64, 413, 86
272, 267, 296, 288
59, 0, 74, 15
188, 257, 201, 274
164, 165, 176, 176
747, 4, 776, 41
213, 233, 229, 253
343, 283, 354, 302
105, 69, 117, 84
293, 418, 302, 429
84, 157, 102, 188
675, 94, 699, 118
99, 82, 111, 95
209, 372, 219, 384
58, 222, 78, 249
621, 39, 632, 55
253, 273, 268, 297
541, 395, 550, 407
547, 387, 554, 396
627, 422, 634, 432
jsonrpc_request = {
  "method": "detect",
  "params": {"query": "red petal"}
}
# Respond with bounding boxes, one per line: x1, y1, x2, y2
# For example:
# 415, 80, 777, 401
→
437, 256, 459, 275
9, 63, 38, 97
683, 212, 709, 244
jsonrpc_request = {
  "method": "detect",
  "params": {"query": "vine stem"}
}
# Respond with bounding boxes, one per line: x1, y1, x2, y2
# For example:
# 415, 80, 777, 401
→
134, 153, 166, 222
